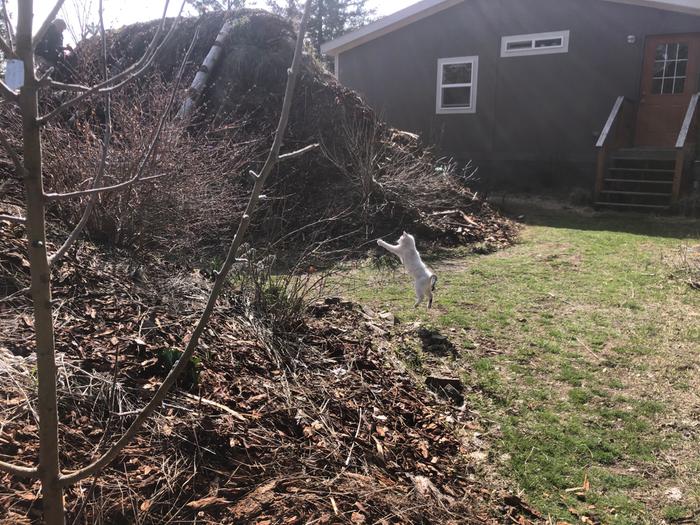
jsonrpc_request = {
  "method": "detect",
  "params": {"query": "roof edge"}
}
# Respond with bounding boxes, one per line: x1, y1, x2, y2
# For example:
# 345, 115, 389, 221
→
320, 0, 463, 56
603, 0, 700, 15
321, 0, 700, 57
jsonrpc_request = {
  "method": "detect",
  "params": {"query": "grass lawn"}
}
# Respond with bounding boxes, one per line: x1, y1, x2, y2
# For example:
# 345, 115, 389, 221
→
336, 200, 700, 524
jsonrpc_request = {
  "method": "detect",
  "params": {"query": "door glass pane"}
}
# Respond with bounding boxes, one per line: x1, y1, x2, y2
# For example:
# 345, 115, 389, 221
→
653, 62, 665, 78
676, 60, 687, 78
664, 61, 677, 77
673, 78, 685, 94
442, 87, 471, 107
652, 78, 663, 94
442, 63, 471, 84
655, 44, 667, 60
678, 44, 689, 60
668, 43, 679, 59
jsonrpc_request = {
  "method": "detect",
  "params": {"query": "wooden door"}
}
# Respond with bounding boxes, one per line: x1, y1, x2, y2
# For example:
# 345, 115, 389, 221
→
635, 34, 700, 147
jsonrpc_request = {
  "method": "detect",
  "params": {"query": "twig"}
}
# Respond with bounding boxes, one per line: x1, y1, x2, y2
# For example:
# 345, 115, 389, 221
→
0, 35, 11, 57
278, 143, 319, 161
59, 0, 314, 487
576, 337, 602, 361
181, 392, 247, 422
49, 0, 113, 266
38, 0, 183, 124
48, 80, 92, 92
0, 0, 14, 49
0, 214, 26, 223
344, 408, 363, 466
44, 24, 199, 203
0, 78, 18, 102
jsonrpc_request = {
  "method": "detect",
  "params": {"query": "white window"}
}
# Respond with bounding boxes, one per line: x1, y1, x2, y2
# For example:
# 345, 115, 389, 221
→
436, 56, 478, 114
501, 30, 570, 57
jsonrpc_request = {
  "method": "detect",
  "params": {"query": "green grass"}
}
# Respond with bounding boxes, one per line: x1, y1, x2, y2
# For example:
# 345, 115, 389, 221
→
337, 203, 700, 524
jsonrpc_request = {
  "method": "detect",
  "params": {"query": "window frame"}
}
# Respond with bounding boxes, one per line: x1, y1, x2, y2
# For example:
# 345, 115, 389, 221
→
501, 30, 570, 58
651, 42, 688, 95
436, 56, 479, 115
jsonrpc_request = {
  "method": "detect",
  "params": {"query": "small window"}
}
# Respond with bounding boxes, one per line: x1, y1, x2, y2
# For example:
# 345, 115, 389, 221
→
436, 56, 478, 114
651, 42, 688, 95
501, 30, 570, 57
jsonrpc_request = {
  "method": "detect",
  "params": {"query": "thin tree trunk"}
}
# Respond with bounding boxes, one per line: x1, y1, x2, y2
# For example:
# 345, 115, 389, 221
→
15, 1, 64, 523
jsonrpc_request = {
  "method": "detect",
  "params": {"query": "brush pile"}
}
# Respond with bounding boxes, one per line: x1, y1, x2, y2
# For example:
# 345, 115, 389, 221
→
0, 220, 541, 524
1, 10, 515, 263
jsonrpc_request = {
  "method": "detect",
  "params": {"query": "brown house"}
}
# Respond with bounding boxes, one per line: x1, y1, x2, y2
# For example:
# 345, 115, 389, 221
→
321, 0, 700, 209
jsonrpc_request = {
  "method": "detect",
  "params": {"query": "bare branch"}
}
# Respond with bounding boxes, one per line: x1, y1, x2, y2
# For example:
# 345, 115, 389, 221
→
0, 214, 26, 223
0, 35, 12, 57
59, 0, 314, 487
32, 0, 67, 49
1, 0, 14, 48
0, 79, 18, 102
48, 80, 90, 92
39, 0, 183, 124
0, 179, 11, 198
49, 0, 113, 266
0, 460, 39, 479
278, 143, 319, 161
0, 129, 24, 176
44, 23, 198, 203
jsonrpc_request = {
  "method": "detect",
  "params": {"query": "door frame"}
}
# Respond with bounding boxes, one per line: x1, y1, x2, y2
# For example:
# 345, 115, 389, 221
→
635, 32, 700, 147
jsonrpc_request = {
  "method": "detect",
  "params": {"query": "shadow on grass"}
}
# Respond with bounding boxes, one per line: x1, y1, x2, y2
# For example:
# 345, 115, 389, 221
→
493, 196, 700, 240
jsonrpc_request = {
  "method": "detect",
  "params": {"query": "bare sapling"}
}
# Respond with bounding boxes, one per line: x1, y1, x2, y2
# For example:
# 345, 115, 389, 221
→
0, 0, 314, 522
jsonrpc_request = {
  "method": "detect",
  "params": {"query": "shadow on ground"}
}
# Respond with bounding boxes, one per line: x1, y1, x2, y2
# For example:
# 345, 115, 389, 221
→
493, 195, 700, 240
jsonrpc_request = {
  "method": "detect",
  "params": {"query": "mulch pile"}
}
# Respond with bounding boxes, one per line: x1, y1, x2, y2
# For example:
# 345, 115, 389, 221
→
0, 221, 539, 523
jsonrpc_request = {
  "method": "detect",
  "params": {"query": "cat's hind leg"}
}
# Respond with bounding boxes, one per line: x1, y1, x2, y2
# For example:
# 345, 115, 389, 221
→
415, 276, 431, 308
413, 279, 425, 308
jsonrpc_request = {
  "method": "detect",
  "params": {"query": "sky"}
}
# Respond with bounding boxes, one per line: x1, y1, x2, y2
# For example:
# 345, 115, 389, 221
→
19, 0, 418, 42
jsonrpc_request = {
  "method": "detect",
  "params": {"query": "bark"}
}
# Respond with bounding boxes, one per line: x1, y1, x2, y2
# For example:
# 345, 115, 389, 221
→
15, 1, 64, 523
176, 19, 234, 120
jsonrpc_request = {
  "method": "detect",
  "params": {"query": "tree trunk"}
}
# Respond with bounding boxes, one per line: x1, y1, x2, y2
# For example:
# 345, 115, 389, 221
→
16, 1, 64, 523
176, 19, 233, 120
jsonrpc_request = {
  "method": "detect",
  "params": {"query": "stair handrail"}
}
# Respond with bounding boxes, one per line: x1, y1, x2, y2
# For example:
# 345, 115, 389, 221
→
671, 92, 699, 201
596, 96, 626, 148
676, 92, 699, 149
595, 96, 635, 198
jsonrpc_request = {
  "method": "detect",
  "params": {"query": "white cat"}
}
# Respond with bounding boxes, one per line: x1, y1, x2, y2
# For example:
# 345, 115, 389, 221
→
377, 232, 438, 308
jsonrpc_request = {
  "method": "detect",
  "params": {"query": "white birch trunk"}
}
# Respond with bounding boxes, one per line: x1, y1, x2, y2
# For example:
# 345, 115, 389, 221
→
176, 19, 233, 120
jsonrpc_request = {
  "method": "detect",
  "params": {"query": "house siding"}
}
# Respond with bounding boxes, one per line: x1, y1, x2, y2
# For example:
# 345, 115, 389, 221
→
337, 0, 700, 190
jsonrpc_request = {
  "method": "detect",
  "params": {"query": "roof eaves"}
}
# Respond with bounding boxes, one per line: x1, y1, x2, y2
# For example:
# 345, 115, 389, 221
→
322, 0, 700, 57
320, 0, 464, 56
603, 0, 700, 15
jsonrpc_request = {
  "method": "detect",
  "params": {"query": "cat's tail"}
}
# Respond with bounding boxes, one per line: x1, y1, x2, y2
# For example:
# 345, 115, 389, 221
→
430, 274, 438, 291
